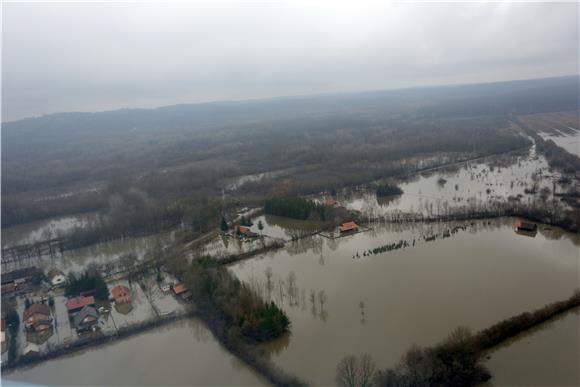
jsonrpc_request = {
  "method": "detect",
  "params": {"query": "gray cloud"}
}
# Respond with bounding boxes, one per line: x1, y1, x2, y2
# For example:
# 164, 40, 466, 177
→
2, 1, 578, 121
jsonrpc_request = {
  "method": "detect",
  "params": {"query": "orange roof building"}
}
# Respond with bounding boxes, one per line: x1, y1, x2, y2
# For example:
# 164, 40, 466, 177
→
172, 283, 188, 295
111, 285, 132, 304
339, 221, 359, 233
234, 225, 251, 234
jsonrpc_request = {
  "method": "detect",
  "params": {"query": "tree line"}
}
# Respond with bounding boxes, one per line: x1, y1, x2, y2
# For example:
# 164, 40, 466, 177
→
167, 254, 290, 342
335, 290, 580, 387
375, 183, 403, 197
265, 197, 327, 221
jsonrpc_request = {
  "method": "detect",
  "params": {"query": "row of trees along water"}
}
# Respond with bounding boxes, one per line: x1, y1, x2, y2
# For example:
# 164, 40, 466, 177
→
335, 291, 580, 387
162, 245, 305, 386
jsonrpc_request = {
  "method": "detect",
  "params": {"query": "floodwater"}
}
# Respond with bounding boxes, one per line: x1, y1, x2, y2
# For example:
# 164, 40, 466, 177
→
341, 147, 562, 219
538, 127, 580, 157
1, 212, 98, 248
4, 318, 267, 386
199, 214, 325, 260
230, 218, 580, 385
58, 232, 174, 273
485, 308, 579, 386
2, 229, 175, 274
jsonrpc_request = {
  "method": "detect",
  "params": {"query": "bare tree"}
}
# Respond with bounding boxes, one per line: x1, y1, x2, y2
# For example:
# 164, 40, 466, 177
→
336, 354, 377, 387
287, 271, 297, 305
359, 354, 377, 387
336, 355, 359, 387
265, 267, 273, 299
309, 289, 317, 316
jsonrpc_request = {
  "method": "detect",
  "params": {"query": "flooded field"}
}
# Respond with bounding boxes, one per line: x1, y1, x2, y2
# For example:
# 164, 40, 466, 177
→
1, 212, 98, 248
539, 129, 580, 157
4, 318, 267, 386
59, 232, 174, 273
2, 229, 175, 274
485, 308, 579, 386
230, 218, 580, 384
340, 147, 565, 219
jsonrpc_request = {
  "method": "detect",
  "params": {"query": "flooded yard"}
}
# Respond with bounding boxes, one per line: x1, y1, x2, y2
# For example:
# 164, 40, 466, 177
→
229, 218, 580, 385
3, 318, 267, 386
197, 214, 324, 260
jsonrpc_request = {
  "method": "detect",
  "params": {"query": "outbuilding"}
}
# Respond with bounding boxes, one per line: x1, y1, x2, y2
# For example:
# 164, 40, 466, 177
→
514, 219, 537, 232
339, 221, 359, 233
47, 268, 67, 287
172, 283, 188, 296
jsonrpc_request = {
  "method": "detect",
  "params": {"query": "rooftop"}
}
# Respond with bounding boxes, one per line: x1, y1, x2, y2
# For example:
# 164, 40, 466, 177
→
66, 296, 95, 311
23, 303, 51, 320
173, 283, 188, 295
111, 285, 131, 299
339, 221, 359, 232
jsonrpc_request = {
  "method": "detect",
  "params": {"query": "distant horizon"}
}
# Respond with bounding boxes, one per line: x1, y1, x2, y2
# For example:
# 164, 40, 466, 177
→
4, 2, 578, 122
3, 73, 578, 124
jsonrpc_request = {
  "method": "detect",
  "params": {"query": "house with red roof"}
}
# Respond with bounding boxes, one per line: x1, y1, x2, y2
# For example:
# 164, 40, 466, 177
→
233, 224, 258, 238
65, 296, 95, 313
23, 303, 52, 332
172, 283, 187, 295
339, 221, 359, 233
111, 285, 131, 304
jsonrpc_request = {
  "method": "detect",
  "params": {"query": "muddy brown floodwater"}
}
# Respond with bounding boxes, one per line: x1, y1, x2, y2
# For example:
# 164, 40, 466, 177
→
484, 307, 579, 386
4, 318, 267, 386
230, 218, 580, 385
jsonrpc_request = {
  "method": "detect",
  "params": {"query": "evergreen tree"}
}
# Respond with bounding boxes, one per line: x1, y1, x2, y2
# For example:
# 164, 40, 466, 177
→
220, 216, 229, 232
258, 220, 264, 234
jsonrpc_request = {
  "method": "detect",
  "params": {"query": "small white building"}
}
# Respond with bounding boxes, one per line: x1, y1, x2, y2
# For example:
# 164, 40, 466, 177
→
47, 268, 67, 287
160, 281, 172, 293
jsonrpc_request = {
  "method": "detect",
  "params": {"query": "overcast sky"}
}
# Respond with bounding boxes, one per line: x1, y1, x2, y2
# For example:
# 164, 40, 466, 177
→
2, 1, 578, 121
